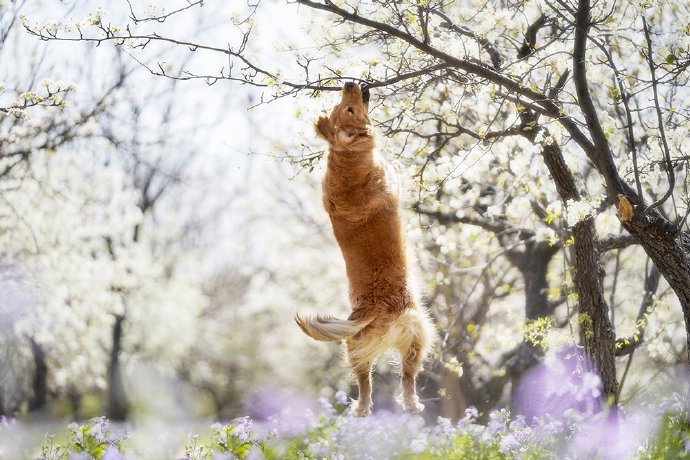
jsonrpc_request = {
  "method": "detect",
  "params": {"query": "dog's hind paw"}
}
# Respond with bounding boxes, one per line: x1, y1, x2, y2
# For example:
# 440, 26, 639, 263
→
351, 402, 372, 417
400, 397, 424, 413
403, 402, 425, 414
396, 394, 425, 414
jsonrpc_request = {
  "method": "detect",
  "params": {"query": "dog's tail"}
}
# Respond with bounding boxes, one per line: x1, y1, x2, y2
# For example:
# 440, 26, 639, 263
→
294, 313, 373, 342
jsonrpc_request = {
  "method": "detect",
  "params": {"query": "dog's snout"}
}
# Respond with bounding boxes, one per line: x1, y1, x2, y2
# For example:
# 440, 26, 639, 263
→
344, 81, 356, 90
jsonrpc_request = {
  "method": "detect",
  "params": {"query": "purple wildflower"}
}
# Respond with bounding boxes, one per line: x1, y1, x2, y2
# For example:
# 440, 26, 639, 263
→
435, 416, 455, 436
233, 416, 253, 442
309, 443, 330, 457
318, 396, 334, 416
515, 347, 603, 420
567, 409, 655, 460
499, 433, 518, 454
88, 417, 108, 444
409, 436, 427, 454
464, 406, 479, 422
487, 409, 510, 437
101, 447, 123, 460
68, 454, 90, 460
245, 386, 318, 437
335, 390, 349, 406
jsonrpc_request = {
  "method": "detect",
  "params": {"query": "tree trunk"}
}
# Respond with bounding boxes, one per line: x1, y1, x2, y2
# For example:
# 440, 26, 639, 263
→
506, 241, 561, 404
521, 242, 559, 320
438, 368, 470, 420
28, 337, 48, 411
107, 314, 128, 421
506, 241, 559, 372
573, 218, 618, 397
539, 139, 618, 397
68, 386, 82, 418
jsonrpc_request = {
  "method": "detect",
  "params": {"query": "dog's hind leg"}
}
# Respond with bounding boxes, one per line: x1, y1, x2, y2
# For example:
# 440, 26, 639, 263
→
396, 310, 432, 413
346, 338, 375, 417
351, 362, 374, 417
399, 337, 425, 413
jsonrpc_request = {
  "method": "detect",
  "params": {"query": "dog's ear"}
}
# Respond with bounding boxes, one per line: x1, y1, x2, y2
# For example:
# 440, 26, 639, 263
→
315, 115, 335, 143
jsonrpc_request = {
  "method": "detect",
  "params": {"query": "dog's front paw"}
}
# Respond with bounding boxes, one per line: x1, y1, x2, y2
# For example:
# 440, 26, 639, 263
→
315, 115, 334, 142
351, 401, 372, 417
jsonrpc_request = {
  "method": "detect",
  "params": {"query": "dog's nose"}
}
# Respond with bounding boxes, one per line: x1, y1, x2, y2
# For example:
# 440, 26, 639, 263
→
344, 81, 356, 90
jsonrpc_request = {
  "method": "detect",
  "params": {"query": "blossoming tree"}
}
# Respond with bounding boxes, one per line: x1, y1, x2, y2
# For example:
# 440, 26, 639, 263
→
21, 0, 690, 413
0, 1, 221, 419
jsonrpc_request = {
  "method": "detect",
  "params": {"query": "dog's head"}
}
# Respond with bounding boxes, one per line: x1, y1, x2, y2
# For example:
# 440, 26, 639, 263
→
315, 82, 371, 150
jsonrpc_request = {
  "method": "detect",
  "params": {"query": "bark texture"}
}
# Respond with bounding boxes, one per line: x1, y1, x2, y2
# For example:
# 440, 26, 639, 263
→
532, 129, 619, 397
572, 218, 618, 396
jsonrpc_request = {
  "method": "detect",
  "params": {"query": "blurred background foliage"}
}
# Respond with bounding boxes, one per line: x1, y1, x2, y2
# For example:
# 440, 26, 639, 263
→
0, 0, 689, 443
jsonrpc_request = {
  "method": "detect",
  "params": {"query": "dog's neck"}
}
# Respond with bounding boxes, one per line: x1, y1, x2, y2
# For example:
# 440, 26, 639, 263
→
326, 145, 375, 184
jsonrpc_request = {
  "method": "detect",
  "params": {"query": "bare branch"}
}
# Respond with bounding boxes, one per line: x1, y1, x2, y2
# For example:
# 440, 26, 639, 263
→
432, 9, 502, 69
518, 14, 548, 59
599, 234, 639, 252
413, 204, 535, 239
572, 0, 631, 202
641, 17, 675, 214
126, 0, 205, 24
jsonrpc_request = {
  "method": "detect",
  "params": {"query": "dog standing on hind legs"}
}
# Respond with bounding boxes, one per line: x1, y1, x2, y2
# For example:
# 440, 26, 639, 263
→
294, 82, 436, 417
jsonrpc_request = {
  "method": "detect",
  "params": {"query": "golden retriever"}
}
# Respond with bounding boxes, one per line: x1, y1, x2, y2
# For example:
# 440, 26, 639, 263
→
295, 82, 435, 417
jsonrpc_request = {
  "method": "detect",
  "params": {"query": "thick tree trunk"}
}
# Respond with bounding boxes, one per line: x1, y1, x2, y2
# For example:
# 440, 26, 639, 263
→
540, 140, 618, 397
573, 218, 618, 397
28, 337, 48, 411
506, 241, 564, 411
107, 314, 128, 421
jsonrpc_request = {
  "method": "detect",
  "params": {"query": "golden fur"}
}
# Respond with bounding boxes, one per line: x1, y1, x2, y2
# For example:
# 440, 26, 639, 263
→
295, 82, 435, 417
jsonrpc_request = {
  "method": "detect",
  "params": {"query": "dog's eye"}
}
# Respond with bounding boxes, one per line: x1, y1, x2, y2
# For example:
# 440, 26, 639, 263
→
346, 107, 354, 115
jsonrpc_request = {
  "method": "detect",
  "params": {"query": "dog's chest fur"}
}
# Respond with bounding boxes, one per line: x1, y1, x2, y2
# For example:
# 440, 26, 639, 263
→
323, 150, 410, 314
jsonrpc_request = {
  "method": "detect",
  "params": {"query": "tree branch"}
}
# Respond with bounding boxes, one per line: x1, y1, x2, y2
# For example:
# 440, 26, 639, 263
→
599, 234, 639, 252
413, 205, 535, 238
518, 14, 548, 59
126, 0, 205, 24
432, 9, 502, 69
572, 0, 634, 202
641, 17, 675, 214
